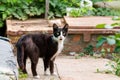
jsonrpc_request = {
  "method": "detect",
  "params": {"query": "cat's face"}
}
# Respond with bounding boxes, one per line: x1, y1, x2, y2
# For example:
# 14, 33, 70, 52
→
53, 23, 68, 41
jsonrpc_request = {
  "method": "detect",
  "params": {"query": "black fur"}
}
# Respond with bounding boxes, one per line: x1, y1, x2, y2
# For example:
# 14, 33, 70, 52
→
16, 24, 68, 77
0, 21, 7, 37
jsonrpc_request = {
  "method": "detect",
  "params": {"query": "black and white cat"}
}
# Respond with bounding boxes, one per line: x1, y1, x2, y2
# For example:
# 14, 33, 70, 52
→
16, 23, 68, 78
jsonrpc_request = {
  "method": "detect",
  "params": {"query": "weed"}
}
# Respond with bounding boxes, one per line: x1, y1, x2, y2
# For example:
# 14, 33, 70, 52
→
84, 45, 95, 56
18, 69, 28, 79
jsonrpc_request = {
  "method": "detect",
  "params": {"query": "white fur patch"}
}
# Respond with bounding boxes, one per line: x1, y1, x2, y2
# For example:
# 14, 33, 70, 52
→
44, 68, 50, 76
33, 75, 40, 79
51, 32, 65, 60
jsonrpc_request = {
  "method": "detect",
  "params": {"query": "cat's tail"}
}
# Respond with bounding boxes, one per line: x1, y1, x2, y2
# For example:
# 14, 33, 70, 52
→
16, 36, 25, 71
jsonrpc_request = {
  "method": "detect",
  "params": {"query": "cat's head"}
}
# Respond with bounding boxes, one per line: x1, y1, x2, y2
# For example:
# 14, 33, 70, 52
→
53, 23, 68, 41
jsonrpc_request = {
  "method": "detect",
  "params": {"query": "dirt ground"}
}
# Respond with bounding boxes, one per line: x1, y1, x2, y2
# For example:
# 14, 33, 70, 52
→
19, 56, 120, 80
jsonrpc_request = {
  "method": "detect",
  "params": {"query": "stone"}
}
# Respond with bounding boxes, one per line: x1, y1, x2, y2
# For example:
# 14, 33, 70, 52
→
0, 36, 18, 80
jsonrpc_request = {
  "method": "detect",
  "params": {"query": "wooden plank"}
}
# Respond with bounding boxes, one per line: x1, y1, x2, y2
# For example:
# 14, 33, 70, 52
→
64, 16, 120, 29
7, 19, 51, 32
68, 29, 120, 34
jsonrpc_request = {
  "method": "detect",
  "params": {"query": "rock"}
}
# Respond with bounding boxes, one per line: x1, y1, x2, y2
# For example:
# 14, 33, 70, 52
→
69, 52, 76, 56
0, 36, 18, 80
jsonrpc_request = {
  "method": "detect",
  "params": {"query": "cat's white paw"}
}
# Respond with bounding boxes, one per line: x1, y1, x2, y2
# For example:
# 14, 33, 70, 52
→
33, 75, 40, 79
44, 72, 50, 76
51, 72, 57, 76
44, 69, 50, 76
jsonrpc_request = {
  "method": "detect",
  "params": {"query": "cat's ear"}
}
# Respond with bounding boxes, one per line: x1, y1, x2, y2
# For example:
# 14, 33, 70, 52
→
63, 24, 68, 32
53, 23, 58, 31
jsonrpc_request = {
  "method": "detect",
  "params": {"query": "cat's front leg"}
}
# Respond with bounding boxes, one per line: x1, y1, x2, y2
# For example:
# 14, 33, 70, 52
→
50, 60, 54, 75
50, 59, 57, 76
43, 58, 50, 76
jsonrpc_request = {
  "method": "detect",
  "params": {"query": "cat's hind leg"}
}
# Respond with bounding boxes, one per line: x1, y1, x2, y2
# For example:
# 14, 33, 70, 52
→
29, 51, 40, 78
22, 55, 27, 74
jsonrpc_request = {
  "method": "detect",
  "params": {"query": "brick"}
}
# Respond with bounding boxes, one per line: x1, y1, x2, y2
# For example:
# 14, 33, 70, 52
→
72, 35, 80, 42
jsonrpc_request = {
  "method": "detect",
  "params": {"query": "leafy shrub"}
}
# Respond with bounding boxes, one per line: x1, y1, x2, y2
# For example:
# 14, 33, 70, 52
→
69, 7, 95, 17
0, 0, 45, 27
84, 45, 95, 56
96, 28, 120, 76
96, 32, 120, 53
0, 0, 82, 27
112, 54, 120, 76
93, 8, 120, 16
49, 0, 80, 19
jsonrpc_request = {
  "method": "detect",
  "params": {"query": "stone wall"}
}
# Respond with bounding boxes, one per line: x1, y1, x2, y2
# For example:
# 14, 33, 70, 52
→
8, 33, 115, 56
62, 34, 115, 55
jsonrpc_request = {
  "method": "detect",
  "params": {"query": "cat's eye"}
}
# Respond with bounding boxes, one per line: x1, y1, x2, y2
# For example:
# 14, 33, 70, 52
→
56, 32, 59, 35
63, 32, 66, 36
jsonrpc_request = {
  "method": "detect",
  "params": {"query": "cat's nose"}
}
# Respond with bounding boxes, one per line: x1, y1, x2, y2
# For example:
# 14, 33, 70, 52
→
59, 37, 62, 40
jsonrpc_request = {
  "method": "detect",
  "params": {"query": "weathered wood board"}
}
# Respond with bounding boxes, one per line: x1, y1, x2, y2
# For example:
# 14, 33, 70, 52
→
64, 16, 120, 29
7, 19, 52, 36
64, 16, 120, 42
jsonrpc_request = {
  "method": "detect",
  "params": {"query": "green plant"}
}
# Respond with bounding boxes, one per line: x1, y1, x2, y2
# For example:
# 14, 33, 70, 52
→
96, 21, 120, 29
96, 68, 112, 74
100, 48, 106, 57
96, 53, 120, 76
106, 54, 120, 76
96, 35, 115, 47
93, 8, 120, 16
0, 0, 45, 27
49, 0, 80, 19
69, 7, 95, 17
18, 69, 28, 79
68, 0, 95, 17
75, 52, 85, 59
84, 45, 94, 56
96, 32, 120, 53
0, 0, 83, 27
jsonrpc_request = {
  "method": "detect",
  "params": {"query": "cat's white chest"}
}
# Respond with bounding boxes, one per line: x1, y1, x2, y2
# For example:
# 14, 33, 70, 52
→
57, 41, 64, 54
51, 40, 64, 60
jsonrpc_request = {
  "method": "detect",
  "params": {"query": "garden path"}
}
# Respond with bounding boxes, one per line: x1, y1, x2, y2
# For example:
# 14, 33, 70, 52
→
21, 56, 120, 80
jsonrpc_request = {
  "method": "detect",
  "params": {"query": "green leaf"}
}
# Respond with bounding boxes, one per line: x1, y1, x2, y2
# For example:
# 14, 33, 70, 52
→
37, 8, 44, 15
107, 38, 116, 45
0, 5, 6, 11
12, 12, 21, 19
111, 23, 119, 26
115, 70, 120, 76
50, 1, 56, 8
48, 11, 55, 19
96, 36, 107, 48
0, 21, 3, 28
24, 8, 31, 15
96, 24, 106, 29
2, 13, 7, 20
114, 46, 120, 53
